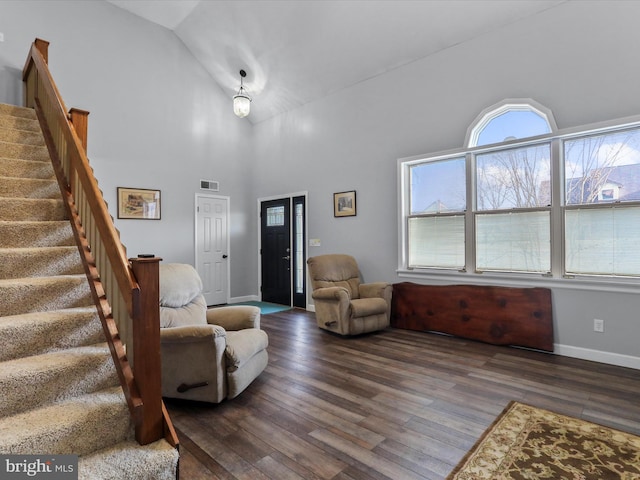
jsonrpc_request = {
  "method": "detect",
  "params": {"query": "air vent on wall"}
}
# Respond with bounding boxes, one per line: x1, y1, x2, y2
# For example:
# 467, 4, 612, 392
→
200, 179, 219, 192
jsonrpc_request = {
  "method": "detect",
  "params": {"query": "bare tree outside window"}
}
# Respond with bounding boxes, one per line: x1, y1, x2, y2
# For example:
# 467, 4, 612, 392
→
565, 129, 640, 205
476, 144, 551, 210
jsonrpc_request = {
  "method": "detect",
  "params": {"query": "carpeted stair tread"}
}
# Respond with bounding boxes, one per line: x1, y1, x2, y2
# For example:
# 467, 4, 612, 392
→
0, 307, 103, 362
0, 246, 84, 278
0, 176, 59, 199
0, 220, 75, 247
0, 197, 67, 221
0, 114, 41, 133
78, 438, 179, 480
0, 275, 93, 316
0, 104, 37, 119
0, 156, 55, 179
0, 126, 45, 146
0, 140, 50, 162
0, 343, 119, 418
0, 386, 131, 456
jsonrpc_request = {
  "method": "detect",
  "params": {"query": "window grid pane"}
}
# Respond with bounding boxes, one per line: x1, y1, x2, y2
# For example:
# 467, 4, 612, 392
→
476, 143, 551, 211
564, 128, 640, 206
408, 215, 465, 269
410, 157, 466, 214
565, 206, 640, 276
476, 211, 550, 273
266, 206, 285, 227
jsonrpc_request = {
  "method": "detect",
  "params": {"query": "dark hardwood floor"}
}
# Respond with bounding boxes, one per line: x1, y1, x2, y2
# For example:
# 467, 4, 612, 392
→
165, 309, 640, 480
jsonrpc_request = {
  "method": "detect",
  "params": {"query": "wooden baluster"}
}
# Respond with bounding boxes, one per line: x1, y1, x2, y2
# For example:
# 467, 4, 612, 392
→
129, 256, 163, 445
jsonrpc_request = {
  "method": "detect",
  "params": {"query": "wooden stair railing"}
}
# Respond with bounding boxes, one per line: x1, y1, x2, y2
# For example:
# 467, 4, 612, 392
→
22, 38, 178, 448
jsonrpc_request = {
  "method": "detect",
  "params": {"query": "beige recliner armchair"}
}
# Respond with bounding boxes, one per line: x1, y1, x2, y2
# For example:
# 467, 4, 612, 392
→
307, 254, 392, 336
158, 263, 268, 403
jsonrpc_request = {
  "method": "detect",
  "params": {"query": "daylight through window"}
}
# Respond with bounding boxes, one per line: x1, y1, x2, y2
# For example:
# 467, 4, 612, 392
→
400, 101, 640, 281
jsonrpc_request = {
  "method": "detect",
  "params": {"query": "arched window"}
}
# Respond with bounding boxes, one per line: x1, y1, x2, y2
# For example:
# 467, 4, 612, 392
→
465, 99, 557, 148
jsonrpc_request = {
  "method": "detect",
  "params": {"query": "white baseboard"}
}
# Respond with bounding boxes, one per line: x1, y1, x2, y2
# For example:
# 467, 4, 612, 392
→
229, 295, 259, 303
554, 344, 640, 370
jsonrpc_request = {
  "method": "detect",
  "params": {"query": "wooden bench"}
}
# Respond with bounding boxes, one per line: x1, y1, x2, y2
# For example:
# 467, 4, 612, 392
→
390, 282, 554, 352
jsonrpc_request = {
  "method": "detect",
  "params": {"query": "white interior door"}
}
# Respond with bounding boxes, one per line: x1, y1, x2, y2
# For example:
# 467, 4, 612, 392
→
195, 195, 229, 305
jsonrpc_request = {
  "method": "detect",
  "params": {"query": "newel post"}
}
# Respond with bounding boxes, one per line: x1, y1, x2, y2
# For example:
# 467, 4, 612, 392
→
129, 256, 163, 445
69, 108, 89, 152
34, 38, 49, 64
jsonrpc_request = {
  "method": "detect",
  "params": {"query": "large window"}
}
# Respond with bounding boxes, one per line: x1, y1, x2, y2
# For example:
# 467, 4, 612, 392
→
475, 143, 551, 273
408, 158, 466, 269
400, 100, 640, 281
564, 129, 640, 276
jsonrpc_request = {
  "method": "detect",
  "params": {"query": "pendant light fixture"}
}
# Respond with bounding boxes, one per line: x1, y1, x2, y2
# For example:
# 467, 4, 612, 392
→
233, 69, 251, 118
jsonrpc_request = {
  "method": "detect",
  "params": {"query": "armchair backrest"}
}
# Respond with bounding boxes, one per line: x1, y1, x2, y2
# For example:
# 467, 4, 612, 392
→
159, 263, 207, 328
307, 254, 361, 299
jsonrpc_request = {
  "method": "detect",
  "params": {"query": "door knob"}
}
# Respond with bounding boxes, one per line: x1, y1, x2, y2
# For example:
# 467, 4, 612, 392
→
282, 255, 291, 260
222, 254, 228, 259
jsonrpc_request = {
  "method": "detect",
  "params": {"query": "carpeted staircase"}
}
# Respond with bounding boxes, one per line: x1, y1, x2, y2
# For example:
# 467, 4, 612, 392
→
0, 103, 179, 479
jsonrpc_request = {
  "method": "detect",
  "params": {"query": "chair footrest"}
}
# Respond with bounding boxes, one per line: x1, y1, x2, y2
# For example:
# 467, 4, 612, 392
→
176, 381, 208, 393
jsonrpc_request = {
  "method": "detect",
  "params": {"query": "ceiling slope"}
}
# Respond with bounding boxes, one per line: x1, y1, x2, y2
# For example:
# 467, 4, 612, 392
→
107, 0, 565, 123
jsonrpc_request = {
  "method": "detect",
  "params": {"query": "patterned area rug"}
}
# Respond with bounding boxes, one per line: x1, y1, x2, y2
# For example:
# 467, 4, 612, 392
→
447, 401, 640, 479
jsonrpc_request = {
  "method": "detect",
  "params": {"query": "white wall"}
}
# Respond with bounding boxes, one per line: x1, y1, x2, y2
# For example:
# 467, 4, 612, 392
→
1, 1, 638, 367
0, 0, 256, 297
251, 1, 640, 368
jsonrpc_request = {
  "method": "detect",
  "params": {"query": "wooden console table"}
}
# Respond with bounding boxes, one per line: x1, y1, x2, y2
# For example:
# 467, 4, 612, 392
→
390, 282, 554, 352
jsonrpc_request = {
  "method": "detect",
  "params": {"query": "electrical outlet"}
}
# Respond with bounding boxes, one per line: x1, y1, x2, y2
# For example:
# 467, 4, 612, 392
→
593, 318, 604, 333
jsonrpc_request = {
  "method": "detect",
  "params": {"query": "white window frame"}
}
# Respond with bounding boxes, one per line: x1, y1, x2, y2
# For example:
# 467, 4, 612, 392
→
406, 155, 467, 270
398, 106, 640, 294
465, 98, 557, 148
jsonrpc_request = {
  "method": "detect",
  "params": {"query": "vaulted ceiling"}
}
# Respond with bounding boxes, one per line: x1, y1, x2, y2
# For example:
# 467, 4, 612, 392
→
107, 0, 566, 124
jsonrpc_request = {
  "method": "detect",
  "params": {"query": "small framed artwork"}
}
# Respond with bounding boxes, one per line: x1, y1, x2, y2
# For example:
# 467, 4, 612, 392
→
334, 190, 356, 217
117, 187, 161, 220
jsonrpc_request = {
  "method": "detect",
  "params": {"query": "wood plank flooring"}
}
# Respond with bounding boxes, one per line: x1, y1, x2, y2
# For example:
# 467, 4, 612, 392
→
165, 309, 640, 480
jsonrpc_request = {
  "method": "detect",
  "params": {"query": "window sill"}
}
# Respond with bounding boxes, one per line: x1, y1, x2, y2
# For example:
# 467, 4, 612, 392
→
396, 268, 639, 294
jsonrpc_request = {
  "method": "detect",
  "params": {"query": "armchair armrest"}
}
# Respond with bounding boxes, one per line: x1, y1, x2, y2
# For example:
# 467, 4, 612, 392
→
359, 282, 392, 300
206, 305, 261, 330
160, 324, 226, 343
159, 324, 228, 402
311, 286, 350, 332
311, 286, 350, 302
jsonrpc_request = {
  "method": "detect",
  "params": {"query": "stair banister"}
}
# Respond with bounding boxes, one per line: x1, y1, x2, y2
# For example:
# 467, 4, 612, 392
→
22, 38, 177, 448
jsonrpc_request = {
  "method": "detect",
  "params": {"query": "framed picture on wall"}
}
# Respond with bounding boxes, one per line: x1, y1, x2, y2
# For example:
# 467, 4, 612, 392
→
117, 187, 161, 220
334, 190, 356, 217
